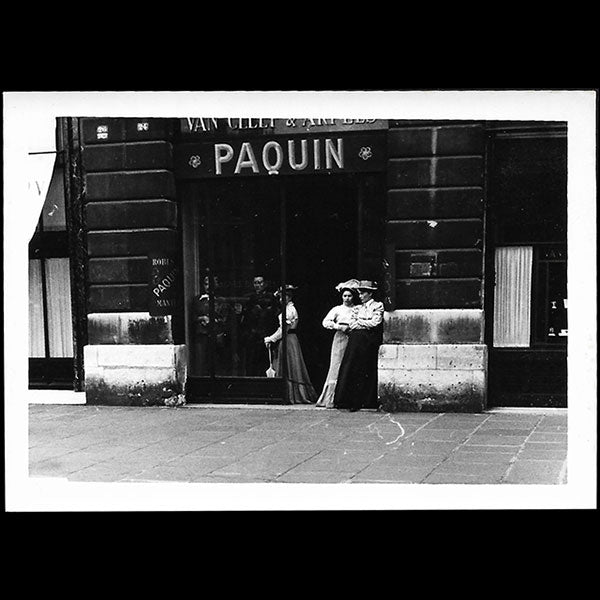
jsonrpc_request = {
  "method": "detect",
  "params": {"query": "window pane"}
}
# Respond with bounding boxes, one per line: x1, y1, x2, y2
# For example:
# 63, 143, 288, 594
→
45, 258, 74, 357
41, 162, 67, 231
189, 181, 281, 377
548, 263, 568, 338
29, 259, 46, 357
493, 246, 533, 347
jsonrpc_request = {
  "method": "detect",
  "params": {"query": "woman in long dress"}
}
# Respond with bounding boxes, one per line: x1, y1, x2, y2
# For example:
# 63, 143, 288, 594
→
333, 280, 384, 412
264, 285, 317, 404
316, 282, 359, 408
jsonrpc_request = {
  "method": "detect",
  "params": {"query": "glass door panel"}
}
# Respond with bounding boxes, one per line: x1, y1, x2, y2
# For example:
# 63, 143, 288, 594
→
188, 179, 283, 380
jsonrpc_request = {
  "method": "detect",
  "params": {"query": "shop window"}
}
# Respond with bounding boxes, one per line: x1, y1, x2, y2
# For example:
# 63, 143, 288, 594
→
533, 245, 567, 344
29, 158, 74, 368
183, 180, 283, 378
493, 244, 568, 348
493, 246, 533, 347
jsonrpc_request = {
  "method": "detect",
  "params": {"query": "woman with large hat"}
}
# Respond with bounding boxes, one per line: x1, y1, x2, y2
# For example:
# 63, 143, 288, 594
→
316, 279, 360, 408
264, 284, 317, 404
333, 280, 384, 412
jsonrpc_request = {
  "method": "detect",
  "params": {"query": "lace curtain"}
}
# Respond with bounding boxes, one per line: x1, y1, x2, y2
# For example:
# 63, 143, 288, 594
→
28, 258, 73, 357
45, 258, 74, 357
493, 246, 533, 347
29, 260, 45, 357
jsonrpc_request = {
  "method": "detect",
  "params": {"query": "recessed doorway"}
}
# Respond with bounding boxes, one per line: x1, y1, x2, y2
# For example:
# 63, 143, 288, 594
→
181, 173, 384, 403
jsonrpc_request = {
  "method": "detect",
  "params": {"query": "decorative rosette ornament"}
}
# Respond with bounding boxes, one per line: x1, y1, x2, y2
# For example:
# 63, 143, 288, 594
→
189, 155, 202, 168
358, 146, 373, 161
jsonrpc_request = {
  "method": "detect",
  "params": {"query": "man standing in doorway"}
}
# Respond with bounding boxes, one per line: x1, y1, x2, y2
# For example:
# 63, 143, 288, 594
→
240, 276, 278, 376
191, 275, 232, 375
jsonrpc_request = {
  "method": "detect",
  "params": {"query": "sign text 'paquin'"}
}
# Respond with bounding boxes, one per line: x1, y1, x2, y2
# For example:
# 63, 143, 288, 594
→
148, 256, 179, 316
175, 133, 386, 178
216, 137, 343, 175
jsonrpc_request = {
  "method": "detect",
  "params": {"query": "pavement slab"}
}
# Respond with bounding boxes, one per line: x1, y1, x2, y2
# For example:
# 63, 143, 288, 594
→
448, 451, 517, 464
351, 464, 435, 483
503, 459, 567, 484
275, 471, 355, 483
464, 435, 529, 447
422, 472, 505, 484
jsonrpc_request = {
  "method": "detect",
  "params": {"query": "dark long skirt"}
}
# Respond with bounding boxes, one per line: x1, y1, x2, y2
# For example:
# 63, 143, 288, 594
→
333, 327, 382, 410
273, 333, 317, 404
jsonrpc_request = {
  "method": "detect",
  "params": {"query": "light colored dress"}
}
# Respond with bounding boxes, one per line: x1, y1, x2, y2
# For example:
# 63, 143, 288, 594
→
316, 304, 357, 408
265, 301, 317, 404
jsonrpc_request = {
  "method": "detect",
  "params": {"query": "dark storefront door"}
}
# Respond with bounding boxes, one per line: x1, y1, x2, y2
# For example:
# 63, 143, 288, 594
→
182, 174, 383, 403
485, 126, 568, 407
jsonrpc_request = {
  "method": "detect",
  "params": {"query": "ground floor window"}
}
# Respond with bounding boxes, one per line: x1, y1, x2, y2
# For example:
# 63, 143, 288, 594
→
492, 244, 567, 349
183, 179, 284, 379
533, 245, 567, 343
28, 153, 76, 388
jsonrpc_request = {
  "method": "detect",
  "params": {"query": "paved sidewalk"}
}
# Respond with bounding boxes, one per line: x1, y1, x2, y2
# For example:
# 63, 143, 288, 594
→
27, 404, 568, 485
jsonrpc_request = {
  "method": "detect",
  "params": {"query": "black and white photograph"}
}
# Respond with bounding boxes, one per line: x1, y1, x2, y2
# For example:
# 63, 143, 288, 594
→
4, 90, 597, 511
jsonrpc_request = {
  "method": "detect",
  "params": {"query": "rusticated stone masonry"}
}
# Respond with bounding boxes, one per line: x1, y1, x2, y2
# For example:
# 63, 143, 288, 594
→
381, 122, 487, 412
80, 118, 185, 406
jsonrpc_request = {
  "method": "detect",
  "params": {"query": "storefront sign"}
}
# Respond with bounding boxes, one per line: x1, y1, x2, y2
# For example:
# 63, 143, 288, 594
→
180, 118, 388, 136
174, 132, 386, 178
148, 255, 178, 316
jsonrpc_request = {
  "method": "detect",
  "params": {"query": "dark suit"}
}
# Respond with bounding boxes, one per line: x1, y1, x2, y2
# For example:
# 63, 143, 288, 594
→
240, 291, 278, 376
191, 293, 231, 375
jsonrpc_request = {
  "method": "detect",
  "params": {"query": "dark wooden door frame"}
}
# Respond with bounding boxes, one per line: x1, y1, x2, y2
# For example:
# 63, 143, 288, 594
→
63, 117, 88, 391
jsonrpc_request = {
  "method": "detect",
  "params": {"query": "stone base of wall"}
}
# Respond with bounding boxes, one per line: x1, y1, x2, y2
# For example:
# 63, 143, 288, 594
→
87, 312, 176, 345
84, 344, 187, 406
378, 344, 487, 412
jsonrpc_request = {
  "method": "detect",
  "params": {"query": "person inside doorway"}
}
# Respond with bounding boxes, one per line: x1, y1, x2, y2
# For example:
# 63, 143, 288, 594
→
191, 275, 232, 375
316, 280, 360, 408
239, 275, 279, 376
333, 280, 384, 412
264, 284, 317, 404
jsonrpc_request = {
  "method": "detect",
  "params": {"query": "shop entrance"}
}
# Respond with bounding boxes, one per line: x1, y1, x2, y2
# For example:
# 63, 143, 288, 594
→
181, 173, 383, 403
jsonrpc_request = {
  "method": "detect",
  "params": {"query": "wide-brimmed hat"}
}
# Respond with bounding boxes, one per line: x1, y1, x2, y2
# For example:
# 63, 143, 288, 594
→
357, 280, 378, 291
335, 279, 360, 292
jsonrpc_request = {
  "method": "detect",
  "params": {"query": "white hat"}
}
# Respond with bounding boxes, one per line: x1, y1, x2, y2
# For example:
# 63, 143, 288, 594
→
335, 279, 360, 292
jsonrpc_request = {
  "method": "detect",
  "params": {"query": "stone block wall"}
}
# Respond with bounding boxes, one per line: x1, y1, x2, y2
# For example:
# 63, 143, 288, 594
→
380, 122, 488, 412
80, 118, 186, 406
378, 339, 487, 413
84, 344, 186, 406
